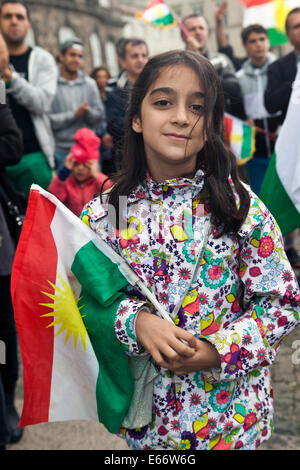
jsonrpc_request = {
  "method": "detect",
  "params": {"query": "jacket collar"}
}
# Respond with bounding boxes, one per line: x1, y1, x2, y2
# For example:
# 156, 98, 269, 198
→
241, 53, 275, 75
128, 169, 205, 204
58, 68, 85, 85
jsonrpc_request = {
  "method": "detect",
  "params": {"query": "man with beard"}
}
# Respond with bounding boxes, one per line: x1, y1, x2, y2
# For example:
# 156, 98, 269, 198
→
0, 0, 57, 198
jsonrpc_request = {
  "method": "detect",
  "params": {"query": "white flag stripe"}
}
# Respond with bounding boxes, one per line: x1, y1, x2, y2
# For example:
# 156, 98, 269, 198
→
243, 0, 300, 29
142, 4, 170, 21
276, 65, 300, 213
243, 3, 275, 28
48, 198, 99, 422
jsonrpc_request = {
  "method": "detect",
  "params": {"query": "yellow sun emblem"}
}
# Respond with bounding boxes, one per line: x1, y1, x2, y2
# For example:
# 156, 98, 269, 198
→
40, 274, 87, 352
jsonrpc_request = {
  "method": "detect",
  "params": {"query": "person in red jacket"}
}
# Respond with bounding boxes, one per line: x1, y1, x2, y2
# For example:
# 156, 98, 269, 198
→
48, 128, 112, 217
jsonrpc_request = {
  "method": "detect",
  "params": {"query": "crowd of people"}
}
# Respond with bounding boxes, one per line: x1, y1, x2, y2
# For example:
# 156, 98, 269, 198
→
1, 0, 300, 451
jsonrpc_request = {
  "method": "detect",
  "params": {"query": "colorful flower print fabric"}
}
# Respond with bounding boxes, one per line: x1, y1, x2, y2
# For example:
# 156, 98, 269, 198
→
81, 171, 300, 450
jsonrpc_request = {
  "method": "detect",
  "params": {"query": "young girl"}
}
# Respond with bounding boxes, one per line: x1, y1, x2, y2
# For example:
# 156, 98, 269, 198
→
81, 51, 300, 450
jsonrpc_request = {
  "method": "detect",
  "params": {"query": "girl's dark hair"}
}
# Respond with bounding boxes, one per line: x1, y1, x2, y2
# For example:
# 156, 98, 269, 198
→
108, 50, 250, 237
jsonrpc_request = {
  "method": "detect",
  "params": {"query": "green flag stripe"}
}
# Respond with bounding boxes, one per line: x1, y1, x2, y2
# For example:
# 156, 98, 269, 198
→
260, 152, 300, 237
71, 241, 134, 433
151, 13, 175, 27
241, 125, 253, 160
268, 28, 288, 46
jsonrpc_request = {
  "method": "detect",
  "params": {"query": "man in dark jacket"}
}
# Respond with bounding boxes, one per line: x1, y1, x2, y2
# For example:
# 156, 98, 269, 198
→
106, 38, 149, 174
264, 7, 300, 123
0, 103, 23, 450
264, 7, 300, 268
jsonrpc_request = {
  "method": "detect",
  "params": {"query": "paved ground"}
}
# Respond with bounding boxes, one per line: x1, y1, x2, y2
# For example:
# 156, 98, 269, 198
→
6, 326, 300, 451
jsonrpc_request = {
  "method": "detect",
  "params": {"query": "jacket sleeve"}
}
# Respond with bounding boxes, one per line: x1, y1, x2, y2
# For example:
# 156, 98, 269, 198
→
49, 108, 77, 131
80, 197, 151, 357
0, 104, 23, 168
114, 298, 153, 356
8, 51, 57, 116
202, 210, 300, 383
85, 80, 104, 126
264, 60, 294, 115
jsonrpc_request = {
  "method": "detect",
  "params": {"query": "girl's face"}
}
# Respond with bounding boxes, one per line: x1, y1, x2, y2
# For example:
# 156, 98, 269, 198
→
132, 65, 207, 182
95, 70, 109, 90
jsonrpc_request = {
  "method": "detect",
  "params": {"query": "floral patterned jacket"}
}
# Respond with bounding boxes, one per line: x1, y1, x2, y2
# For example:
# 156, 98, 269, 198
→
81, 170, 300, 450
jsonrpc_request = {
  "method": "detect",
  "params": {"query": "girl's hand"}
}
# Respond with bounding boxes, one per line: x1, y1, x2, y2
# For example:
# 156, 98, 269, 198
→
136, 310, 198, 369
171, 338, 221, 375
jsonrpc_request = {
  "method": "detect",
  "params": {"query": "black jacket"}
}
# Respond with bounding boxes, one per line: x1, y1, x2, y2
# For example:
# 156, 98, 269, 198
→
264, 51, 297, 124
0, 104, 24, 246
0, 104, 23, 168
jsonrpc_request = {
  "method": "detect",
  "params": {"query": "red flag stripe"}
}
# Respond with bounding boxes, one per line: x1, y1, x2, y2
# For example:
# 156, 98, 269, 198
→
236, 0, 271, 7
11, 189, 58, 426
224, 115, 233, 148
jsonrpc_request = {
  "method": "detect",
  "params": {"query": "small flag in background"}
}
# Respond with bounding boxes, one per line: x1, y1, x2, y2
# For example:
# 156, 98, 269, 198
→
135, 0, 177, 29
237, 0, 300, 46
224, 113, 256, 165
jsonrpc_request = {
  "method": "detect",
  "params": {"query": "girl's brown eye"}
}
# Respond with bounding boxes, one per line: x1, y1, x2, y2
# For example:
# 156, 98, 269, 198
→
154, 100, 171, 107
190, 104, 204, 114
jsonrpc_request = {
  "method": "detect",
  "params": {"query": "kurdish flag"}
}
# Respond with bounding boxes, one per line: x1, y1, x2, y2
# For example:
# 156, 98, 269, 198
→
260, 65, 300, 236
11, 186, 136, 433
135, 0, 177, 29
224, 113, 256, 165
237, 0, 300, 46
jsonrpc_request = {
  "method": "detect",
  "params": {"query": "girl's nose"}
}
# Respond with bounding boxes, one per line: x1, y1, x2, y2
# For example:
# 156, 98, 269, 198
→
171, 104, 190, 126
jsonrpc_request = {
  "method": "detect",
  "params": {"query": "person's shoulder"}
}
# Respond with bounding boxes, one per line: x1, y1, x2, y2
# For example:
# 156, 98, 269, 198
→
268, 51, 296, 70
211, 50, 233, 64
237, 187, 280, 239
80, 192, 110, 229
84, 73, 97, 86
31, 46, 56, 63
235, 62, 248, 78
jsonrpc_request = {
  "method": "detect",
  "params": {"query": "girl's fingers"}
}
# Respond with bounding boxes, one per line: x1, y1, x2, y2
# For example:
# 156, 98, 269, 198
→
151, 349, 174, 369
178, 329, 198, 348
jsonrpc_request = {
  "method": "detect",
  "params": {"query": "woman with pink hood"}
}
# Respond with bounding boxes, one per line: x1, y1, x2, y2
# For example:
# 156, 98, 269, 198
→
48, 128, 112, 216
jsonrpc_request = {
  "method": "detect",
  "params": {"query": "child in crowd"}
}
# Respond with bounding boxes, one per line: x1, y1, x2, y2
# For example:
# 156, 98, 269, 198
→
81, 51, 300, 450
48, 128, 112, 217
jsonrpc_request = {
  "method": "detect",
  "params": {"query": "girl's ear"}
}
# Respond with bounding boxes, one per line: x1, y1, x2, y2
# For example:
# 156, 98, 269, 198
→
132, 115, 142, 133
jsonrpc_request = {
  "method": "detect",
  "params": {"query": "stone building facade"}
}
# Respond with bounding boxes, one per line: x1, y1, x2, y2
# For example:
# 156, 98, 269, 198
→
120, 0, 292, 59
24, 0, 125, 75
24, 0, 292, 76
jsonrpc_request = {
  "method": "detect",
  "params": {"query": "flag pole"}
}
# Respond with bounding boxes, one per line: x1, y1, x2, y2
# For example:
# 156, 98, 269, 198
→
166, 3, 190, 39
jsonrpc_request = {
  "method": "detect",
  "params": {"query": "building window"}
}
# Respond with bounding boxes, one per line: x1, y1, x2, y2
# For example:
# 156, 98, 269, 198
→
105, 41, 119, 76
98, 0, 111, 7
58, 27, 77, 45
90, 33, 103, 66
26, 28, 36, 47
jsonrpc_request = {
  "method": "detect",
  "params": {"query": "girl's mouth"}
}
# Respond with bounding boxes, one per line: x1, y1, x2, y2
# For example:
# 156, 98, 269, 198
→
164, 133, 191, 141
